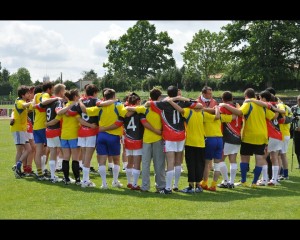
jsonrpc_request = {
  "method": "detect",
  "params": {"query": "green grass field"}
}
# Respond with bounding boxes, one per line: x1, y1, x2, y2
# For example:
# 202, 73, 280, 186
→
1, 119, 300, 219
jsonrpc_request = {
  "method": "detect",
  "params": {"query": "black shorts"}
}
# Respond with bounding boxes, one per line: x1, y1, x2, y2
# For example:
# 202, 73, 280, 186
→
240, 142, 266, 156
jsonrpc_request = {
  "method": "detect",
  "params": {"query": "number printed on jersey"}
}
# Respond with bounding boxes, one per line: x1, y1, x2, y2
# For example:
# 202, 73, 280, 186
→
46, 108, 51, 121
127, 117, 137, 131
173, 110, 180, 124
82, 113, 89, 121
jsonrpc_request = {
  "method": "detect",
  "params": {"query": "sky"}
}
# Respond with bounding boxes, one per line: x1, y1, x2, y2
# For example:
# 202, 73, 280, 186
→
0, 20, 230, 82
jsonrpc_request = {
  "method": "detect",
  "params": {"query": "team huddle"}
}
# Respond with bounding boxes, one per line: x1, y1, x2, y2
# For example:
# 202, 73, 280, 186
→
10, 82, 293, 194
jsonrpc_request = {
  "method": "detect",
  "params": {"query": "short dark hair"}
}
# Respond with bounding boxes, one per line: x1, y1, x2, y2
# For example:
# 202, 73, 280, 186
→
104, 89, 116, 100
86, 84, 99, 96
167, 85, 178, 97
84, 83, 90, 90
260, 90, 272, 102
202, 86, 212, 94
128, 93, 141, 105
244, 88, 255, 98
17, 85, 30, 98
65, 89, 79, 101
34, 85, 43, 95
102, 88, 110, 97
222, 91, 233, 102
42, 81, 54, 92
150, 88, 162, 101
265, 87, 276, 96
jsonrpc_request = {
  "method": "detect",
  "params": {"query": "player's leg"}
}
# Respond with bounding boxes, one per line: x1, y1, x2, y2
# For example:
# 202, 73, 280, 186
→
126, 154, 134, 187
173, 140, 185, 191
181, 145, 195, 193
69, 139, 80, 185
61, 139, 72, 184
141, 143, 152, 192
132, 151, 142, 190
152, 140, 166, 192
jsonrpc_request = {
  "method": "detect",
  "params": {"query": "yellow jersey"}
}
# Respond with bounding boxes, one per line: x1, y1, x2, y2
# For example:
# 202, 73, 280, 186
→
135, 105, 162, 143
278, 103, 290, 138
240, 101, 275, 145
86, 102, 126, 136
55, 101, 80, 140
183, 109, 215, 147
33, 92, 50, 130
10, 98, 28, 132
204, 114, 232, 137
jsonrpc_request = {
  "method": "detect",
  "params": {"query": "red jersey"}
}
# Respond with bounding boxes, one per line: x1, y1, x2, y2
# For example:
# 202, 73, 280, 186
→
267, 102, 283, 141
220, 104, 243, 144
150, 100, 196, 141
198, 97, 218, 108
27, 116, 33, 133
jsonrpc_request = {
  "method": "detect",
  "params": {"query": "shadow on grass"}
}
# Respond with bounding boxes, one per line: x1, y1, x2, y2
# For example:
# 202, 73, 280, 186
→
22, 170, 300, 203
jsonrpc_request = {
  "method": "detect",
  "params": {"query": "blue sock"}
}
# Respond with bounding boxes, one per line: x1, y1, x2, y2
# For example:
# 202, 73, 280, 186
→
240, 162, 249, 183
283, 169, 288, 178
16, 160, 22, 171
279, 167, 283, 176
252, 166, 262, 184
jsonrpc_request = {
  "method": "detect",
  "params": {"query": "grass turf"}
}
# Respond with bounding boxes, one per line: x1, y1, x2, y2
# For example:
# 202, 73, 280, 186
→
0, 119, 300, 219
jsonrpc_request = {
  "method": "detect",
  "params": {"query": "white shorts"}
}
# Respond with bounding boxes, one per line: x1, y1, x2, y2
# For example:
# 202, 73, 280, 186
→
78, 136, 96, 148
164, 140, 185, 152
12, 131, 28, 145
279, 136, 290, 154
26, 132, 34, 140
267, 138, 283, 153
223, 142, 240, 155
47, 136, 61, 148
125, 148, 143, 156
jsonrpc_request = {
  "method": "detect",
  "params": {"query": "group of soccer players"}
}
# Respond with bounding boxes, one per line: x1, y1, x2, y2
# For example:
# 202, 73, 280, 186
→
10, 81, 293, 194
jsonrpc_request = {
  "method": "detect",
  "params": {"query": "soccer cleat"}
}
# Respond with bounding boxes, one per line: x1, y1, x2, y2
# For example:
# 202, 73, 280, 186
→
90, 167, 98, 174
278, 176, 289, 181
14, 168, 23, 179
159, 188, 172, 194
228, 183, 235, 189
256, 180, 267, 186
217, 181, 229, 188
112, 181, 123, 188
100, 184, 108, 189
180, 186, 195, 193
251, 183, 257, 188
81, 180, 96, 188
43, 169, 51, 177
268, 180, 281, 186
127, 183, 133, 189
195, 186, 203, 193
12, 165, 16, 171
63, 177, 76, 185
37, 175, 49, 181
234, 181, 249, 187
75, 180, 82, 186
172, 187, 179, 192
200, 184, 208, 190
207, 186, 216, 191
50, 176, 63, 183
131, 185, 141, 190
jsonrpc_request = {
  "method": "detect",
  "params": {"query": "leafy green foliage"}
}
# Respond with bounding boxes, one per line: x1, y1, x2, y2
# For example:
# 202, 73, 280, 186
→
104, 21, 175, 80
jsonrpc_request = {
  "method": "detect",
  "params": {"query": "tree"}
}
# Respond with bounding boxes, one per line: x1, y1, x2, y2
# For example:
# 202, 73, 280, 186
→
223, 20, 300, 87
182, 29, 230, 86
2, 68, 10, 82
103, 20, 175, 80
64, 80, 77, 90
17, 67, 32, 85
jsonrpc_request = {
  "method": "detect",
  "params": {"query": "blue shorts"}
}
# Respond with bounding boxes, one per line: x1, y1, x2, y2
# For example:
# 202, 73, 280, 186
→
33, 129, 47, 144
96, 132, 120, 156
205, 137, 223, 160
61, 139, 78, 149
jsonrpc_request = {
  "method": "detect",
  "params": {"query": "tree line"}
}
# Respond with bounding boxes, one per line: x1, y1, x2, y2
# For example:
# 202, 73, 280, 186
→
1, 20, 300, 99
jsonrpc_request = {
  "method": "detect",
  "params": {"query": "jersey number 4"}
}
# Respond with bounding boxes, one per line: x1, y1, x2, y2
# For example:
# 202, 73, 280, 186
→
127, 117, 137, 131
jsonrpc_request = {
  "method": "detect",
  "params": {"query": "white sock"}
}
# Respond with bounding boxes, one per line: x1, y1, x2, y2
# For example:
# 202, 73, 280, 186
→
166, 170, 174, 190
98, 165, 107, 186
83, 167, 90, 182
132, 169, 140, 186
49, 160, 56, 179
174, 166, 181, 188
79, 160, 83, 168
123, 162, 128, 169
56, 157, 62, 169
219, 162, 229, 182
229, 163, 237, 184
41, 155, 46, 172
272, 166, 279, 182
108, 162, 114, 169
126, 168, 133, 184
113, 164, 120, 183
262, 165, 268, 181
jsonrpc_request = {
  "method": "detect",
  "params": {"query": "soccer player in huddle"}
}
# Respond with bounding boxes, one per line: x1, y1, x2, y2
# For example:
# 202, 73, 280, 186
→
218, 91, 243, 189
11, 86, 33, 178
126, 88, 165, 192
220, 88, 275, 187
147, 85, 203, 194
